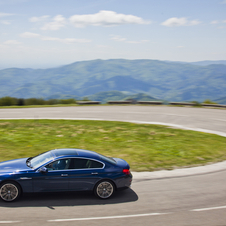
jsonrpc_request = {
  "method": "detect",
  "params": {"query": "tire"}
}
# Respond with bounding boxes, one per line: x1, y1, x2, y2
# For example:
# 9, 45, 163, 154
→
94, 180, 115, 199
0, 182, 21, 202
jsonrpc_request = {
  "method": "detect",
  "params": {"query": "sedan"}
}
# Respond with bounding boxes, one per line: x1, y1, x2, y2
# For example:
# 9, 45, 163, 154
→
0, 148, 132, 202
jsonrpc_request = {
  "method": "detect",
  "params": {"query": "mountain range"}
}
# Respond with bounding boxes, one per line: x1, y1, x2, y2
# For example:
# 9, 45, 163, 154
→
0, 59, 225, 102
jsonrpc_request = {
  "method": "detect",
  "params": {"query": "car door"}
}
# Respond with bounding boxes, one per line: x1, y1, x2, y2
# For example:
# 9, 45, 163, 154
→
32, 158, 71, 192
68, 158, 105, 191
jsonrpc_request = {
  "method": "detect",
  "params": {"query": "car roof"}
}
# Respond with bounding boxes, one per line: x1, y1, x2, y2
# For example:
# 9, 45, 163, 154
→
51, 148, 101, 160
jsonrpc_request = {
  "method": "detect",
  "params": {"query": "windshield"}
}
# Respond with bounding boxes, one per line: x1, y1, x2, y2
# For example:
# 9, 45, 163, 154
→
29, 151, 54, 169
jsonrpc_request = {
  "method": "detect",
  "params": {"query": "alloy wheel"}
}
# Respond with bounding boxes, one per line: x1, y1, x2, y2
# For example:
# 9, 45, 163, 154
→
0, 183, 19, 202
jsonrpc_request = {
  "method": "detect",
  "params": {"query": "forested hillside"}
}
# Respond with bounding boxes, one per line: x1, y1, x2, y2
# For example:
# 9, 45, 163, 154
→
0, 59, 225, 101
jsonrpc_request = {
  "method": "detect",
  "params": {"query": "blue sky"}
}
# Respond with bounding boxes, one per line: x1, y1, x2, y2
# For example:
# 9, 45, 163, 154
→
0, 0, 226, 68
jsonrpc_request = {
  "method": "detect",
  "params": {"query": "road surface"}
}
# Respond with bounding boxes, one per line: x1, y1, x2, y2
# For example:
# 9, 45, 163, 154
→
0, 105, 226, 225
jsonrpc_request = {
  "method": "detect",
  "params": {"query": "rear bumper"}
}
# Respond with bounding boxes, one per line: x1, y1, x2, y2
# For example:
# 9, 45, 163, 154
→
115, 173, 132, 190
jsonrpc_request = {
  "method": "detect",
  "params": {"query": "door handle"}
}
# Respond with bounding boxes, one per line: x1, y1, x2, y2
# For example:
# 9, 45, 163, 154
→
91, 172, 98, 175
61, 174, 68, 177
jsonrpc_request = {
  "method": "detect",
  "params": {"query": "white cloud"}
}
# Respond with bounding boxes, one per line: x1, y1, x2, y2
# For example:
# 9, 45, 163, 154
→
126, 41, 141, 44
110, 35, 149, 44
97, 44, 109, 48
69, 10, 150, 27
29, 15, 50, 22
41, 15, 66, 30
20, 32, 41, 38
189, 20, 201, 26
141, 40, 149, 43
221, 0, 226, 4
41, 37, 60, 41
161, 17, 201, 27
0, 12, 14, 24
0, 12, 14, 17
211, 20, 219, 24
62, 38, 91, 43
111, 35, 127, 42
42, 36, 91, 43
20, 32, 91, 44
0, 20, 11, 25
223, 20, 226, 23
126, 40, 149, 44
4, 40, 21, 45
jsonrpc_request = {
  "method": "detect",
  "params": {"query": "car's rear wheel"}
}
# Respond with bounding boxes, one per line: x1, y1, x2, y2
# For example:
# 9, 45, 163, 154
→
0, 182, 21, 202
94, 180, 115, 199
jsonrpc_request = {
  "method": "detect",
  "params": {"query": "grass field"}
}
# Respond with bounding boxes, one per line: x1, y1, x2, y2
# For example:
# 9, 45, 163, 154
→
0, 119, 225, 171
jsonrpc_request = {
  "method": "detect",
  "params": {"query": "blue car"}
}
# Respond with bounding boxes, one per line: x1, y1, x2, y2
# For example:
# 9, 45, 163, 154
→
0, 149, 132, 202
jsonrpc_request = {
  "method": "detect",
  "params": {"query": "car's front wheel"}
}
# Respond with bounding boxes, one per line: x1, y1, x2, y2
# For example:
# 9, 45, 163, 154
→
94, 180, 115, 199
0, 182, 21, 202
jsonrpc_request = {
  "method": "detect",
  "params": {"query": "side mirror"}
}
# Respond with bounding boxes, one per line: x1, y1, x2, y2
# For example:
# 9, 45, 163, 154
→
38, 166, 48, 174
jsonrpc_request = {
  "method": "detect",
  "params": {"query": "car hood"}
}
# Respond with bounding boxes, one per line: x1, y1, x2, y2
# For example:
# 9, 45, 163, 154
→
0, 158, 30, 173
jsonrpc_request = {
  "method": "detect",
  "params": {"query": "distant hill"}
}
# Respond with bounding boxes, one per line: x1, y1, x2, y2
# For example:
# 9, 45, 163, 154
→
214, 96, 226, 105
46, 94, 81, 100
0, 59, 225, 101
189, 60, 226, 66
87, 91, 158, 103
87, 91, 128, 103
123, 93, 158, 101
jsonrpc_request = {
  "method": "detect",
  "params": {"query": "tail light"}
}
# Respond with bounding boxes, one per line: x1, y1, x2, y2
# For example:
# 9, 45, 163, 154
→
122, 169, 130, 175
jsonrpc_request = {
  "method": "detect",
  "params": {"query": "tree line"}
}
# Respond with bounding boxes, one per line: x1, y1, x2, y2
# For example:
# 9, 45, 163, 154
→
0, 96, 77, 106
0, 96, 218, 107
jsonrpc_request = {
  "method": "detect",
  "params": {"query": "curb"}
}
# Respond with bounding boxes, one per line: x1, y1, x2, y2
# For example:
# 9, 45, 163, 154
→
132, 160, 226, 181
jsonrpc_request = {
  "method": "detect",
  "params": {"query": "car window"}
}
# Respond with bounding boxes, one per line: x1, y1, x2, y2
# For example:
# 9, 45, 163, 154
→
45, 159, 71, 171
69, 158, 103, 169
98, 154, 116, 165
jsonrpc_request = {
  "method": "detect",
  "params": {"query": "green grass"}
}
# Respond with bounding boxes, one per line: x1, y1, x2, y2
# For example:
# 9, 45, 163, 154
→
0, 120, 225, 171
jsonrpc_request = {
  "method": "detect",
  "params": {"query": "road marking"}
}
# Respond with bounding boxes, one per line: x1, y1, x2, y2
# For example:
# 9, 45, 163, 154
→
48, 213, 169, 222
191, 205, 226, 212
0, 221, 21, 224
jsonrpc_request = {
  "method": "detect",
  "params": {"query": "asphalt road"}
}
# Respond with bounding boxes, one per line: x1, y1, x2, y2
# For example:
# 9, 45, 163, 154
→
0, 105, 226, 226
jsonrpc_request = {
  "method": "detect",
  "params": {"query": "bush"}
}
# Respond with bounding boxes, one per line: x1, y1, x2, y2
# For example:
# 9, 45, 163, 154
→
82, 97, 90, 101
46, 99, 59, 105
0, 97, 77, 106
58, 98, 76, 104
190, 101, 202, 107
25, 98, 46, 105
0, 96, 17, 106
17, 98, 25, 106
203, 99, 217, 104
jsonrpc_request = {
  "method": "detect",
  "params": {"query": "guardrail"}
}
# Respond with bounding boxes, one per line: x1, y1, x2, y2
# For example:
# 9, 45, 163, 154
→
169, 102, 195, 106
107, 101, 134, 104
201, 104, 226, 108
77, 101, 101, 105
169, 102, 226, 108
137, 101, 163, 105
107, 100, 164, 105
